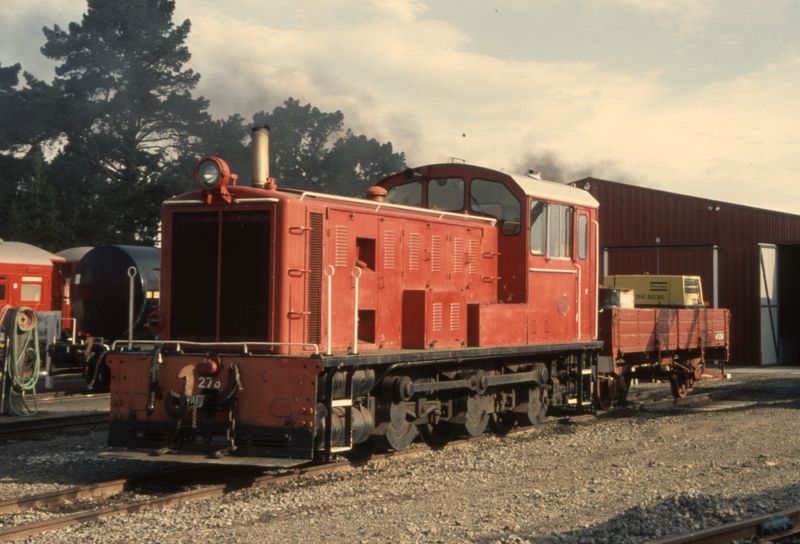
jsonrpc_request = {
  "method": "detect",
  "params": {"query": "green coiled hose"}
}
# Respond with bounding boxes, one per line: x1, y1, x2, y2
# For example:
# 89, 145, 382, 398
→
2, 307, 40, 416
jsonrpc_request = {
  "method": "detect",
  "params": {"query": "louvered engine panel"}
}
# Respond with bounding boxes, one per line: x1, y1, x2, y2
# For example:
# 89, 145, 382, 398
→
307, 212, 323, 344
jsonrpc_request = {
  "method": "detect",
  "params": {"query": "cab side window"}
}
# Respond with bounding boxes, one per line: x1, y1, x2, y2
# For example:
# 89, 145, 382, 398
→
0, 277, 6, 301
577, 213, 588, 260
385, 181, 422, 207
548, 204, 573, 259
530, 200, 547, 254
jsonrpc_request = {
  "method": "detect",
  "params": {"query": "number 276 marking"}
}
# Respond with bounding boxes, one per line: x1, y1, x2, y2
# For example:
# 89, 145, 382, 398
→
198, 376, 222, 389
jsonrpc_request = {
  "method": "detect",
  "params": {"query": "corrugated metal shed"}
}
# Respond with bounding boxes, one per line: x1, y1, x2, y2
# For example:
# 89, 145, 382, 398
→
574, 177, 800, 366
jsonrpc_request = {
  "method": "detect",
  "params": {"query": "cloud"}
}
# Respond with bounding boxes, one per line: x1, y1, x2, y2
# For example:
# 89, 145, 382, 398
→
615, 0, 717, 20
5, 0, 800, 214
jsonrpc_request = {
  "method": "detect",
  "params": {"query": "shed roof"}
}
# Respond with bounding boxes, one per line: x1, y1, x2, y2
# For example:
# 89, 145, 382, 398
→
0, 241, 66, 266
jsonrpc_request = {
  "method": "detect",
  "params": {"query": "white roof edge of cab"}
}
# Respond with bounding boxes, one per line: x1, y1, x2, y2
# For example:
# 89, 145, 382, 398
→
507, 173, 599, 208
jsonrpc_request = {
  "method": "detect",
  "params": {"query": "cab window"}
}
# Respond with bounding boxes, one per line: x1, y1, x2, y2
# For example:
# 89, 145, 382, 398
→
0, 277, 6, 301
548, 204, 573, 258
470, 178, 521, 235
530, 200, 547, 255
428, 178, 464, 211
385, 181, 422, 207
577, 213, 588, 260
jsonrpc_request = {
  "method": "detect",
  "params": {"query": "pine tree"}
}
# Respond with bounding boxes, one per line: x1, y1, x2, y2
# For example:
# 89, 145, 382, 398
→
40, 0, 210, 245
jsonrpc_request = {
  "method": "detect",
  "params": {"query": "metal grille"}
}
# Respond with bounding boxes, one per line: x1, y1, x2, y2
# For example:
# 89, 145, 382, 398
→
335, 226, 348, 267
409, 232, 421, 271
432, 302, 443, 332
450, 302, 460, 331
453, 238, 463, 274
383, 230, 395, 270
170, 212, 219, 341
307, 213, 323, 344
468, 239, 478, 275
431, 235, 441, 272
219, 211, 271, 342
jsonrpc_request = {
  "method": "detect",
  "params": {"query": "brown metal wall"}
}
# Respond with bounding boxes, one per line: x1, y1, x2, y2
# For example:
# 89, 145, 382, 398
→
578, 177, 800, 365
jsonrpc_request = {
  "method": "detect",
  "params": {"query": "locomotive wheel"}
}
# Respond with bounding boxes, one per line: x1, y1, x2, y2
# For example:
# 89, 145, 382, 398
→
489, 412, 515, 435
515, 385, 547, 426
669, 376, 689, 399
457, 393, 489, 437
375, 398, 417, 451
419, 422, 456, 447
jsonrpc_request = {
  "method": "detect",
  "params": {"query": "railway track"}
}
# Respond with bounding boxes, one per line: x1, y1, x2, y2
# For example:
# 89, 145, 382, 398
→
0, 413, 109, 441
0, 431, 526, 541
36, 391, 109, 404
650, 506, 800, 543
0, 388, 730, 541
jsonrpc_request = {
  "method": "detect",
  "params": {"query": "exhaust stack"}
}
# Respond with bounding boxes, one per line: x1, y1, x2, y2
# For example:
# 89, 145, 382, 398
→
252, 126, 275, 190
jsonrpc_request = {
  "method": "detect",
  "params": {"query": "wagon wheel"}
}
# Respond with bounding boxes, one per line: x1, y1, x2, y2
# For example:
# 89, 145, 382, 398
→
456, 393, 490, 437
516, 383, 547, 426
596, 377, 614, 411
419, 421, 456, 447
489, 412, 516, 435
669, 375, 689, 399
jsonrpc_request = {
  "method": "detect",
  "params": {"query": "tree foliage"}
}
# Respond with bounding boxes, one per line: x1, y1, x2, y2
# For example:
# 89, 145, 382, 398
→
253, 98, 406, 196
0, 1, 407, 251
38, 0, 209, 245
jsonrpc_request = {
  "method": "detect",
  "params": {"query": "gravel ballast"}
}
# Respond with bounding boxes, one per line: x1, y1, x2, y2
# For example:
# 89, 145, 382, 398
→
2, 370, 800, 543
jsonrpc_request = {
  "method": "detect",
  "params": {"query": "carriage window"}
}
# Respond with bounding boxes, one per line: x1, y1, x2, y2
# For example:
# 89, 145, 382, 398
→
530, 199, 547, 255
470, 178, 521, 235
0, 283, 5, 301
21, 283, 41, 302
428, 178, 464, 211
385, 181, 422, 207
577, 214, 588, 260
548, 204, 573, 258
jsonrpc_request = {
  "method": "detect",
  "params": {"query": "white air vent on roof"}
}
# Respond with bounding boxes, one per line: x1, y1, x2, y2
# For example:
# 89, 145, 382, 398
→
525, 169, 542, 179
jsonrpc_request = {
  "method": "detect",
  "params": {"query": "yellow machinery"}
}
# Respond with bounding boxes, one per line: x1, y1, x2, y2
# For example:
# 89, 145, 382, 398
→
603, 275, 704, 308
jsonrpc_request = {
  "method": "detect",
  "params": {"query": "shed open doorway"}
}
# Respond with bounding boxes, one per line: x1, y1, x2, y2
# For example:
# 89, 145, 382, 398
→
759, 243, 800, 366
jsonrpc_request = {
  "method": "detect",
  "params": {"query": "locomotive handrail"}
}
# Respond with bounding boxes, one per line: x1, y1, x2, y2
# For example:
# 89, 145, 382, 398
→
297, 191, 498, 226
110, 340, 320, 355
60, 317, 77, 344
351, 267, 362, 355
528, 267, 577, 274
162, 200, 205, 205
234, 198, 280, 204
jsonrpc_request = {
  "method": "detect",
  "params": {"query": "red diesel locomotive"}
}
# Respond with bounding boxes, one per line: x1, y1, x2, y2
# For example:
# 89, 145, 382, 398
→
103, 127, 614, 465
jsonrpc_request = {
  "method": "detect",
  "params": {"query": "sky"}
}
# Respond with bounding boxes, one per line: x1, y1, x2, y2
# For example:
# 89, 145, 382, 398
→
2, 0, 800, 213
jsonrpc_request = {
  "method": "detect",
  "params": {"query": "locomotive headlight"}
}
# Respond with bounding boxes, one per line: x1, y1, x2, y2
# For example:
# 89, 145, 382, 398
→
193, 156, 231, 192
